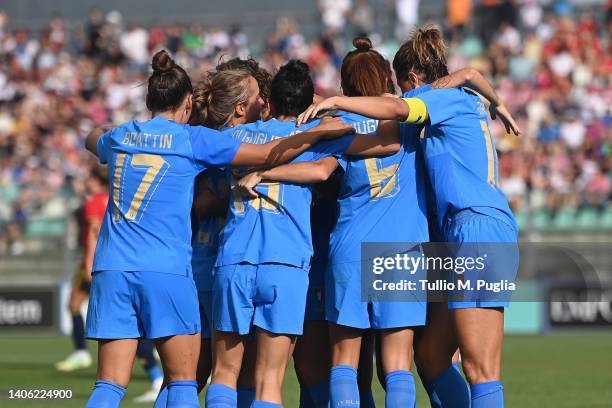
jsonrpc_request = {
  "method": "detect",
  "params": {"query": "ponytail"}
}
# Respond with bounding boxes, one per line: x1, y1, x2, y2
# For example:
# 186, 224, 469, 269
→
393, 25, 449, 84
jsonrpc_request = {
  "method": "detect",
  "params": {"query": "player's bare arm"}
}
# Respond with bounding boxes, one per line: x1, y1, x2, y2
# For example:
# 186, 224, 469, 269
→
231, 117, 354, 167
235, 157, 339, 198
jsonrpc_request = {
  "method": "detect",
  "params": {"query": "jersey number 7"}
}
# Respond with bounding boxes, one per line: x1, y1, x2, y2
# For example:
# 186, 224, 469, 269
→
112, 153, 169, 223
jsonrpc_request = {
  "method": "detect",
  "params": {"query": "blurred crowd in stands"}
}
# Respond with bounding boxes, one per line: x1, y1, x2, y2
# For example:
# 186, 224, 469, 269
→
0, 0, 610, 254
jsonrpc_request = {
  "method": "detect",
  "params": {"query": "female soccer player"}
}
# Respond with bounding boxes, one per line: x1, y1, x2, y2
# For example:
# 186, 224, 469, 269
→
189, 67, 268, 408
204, 59, 408, 408
296, 26, 520, 408
83, 50, 355, 408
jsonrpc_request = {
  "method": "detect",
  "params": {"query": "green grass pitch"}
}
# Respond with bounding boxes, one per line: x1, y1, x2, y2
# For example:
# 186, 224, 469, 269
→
0, 333, 611, 407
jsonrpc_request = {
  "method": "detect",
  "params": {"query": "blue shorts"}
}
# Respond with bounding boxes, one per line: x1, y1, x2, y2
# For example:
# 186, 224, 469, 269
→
305, 261, 326, 321
86, 270, 200, 340
444, 209, 519, 309
212, 263, 309, 335
326, 261, 427, 329
192, 257, 215, 292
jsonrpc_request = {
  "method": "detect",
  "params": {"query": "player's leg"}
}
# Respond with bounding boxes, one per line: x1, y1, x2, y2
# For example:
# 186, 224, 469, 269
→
133, 339, 164, 403
84, 270, 142, 407
357, 330, 375, 408
85, 339, 138, 407
329, 323, 363, 408
453, 307, 505, 408
414, 301, 470, 408
237, 339, 257, 407
155, 333, 201, 408
252, 328, 296, 405
207, 331, 247, 407
131, 270, 201, 408
446, 210, 518, 408
378, 328, 416, 408
56, 276, 91, 371
207, 263, 257, 408
250, 263, 309, 407
294, 320, 331, 407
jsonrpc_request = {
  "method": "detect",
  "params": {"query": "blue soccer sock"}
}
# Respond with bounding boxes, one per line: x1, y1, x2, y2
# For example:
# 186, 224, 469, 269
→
471, 380, 504, 408
359, 387, 375, 408
85, 380, 126, 408
308, 379, 330, 408
238, 385, 256, 408
206, 383, 237, 408
385, 371, 415, 408
330, 365, 360, 407
167, 380, 199, 408
153, 385, 168, 408
250, 401, 282, 408
72, 313, 86, 350
428, 364, 470, 408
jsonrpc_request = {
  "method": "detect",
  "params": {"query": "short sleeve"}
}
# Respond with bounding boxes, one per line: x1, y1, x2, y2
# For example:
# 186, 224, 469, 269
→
84, 197, 106, 223
188, 125, 241, 169
96, 130, 113, 164
415, 88, 463, 127
309, 134, 355, 161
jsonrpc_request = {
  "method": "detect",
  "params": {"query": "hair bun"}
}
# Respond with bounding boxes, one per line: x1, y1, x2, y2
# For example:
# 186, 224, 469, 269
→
151, 50, 175, 74
352, 37, 373, 52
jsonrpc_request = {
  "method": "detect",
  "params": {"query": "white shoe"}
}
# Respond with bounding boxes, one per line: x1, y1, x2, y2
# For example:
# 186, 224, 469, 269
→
55, 350, 92, 372
133, 378, 163, 403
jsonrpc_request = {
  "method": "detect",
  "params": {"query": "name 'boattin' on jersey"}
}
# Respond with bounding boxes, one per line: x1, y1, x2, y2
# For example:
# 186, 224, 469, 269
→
328, 108, 429, 265
215, 118, 354, 268
93, 115, 241, 276
416, 88, 516, 230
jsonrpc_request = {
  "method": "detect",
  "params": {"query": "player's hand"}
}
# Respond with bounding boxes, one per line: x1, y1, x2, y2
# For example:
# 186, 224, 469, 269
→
490, 104, 521, 136
297, 96, 339, 127
308, 116, 355, 140
234, 171, 262, 198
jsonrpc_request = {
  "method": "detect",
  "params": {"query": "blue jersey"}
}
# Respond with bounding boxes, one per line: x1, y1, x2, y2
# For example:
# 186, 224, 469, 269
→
328, 109, 429, 265
93, 115, 241, 275
216, 119, 354, 268
416, 88, 516, 230
191, 168, 229, 287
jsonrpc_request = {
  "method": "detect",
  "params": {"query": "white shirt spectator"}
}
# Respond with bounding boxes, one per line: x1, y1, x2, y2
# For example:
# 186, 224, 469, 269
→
120, 26, 149, 65
319, 0, 352, 30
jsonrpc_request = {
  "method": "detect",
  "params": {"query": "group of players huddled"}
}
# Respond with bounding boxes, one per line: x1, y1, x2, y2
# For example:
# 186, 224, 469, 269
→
80, 25, 521, 408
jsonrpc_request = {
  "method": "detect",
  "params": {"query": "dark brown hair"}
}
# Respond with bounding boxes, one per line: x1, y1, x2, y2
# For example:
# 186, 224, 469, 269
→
146, 50, 193, 113
270, 60, 314, 117
393, 25, 449, 84
341, 37, 394, 96
189, 69, 253, 129
217, 57, 272, 106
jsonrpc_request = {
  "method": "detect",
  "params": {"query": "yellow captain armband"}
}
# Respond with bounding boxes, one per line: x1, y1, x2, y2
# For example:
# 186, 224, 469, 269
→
401, 98, 427, 124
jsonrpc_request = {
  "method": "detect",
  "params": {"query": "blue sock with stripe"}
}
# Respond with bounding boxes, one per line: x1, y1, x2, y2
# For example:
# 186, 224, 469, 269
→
153, 385, 168, 408
206, 383, 237, 408
330, 365, 360, 407
167, 380, 199, 408
85, 380, 125, 408
385, 371, 415, 408
471, 380, 503, 408
238, 385, 256, 408
250, 401, 283, 408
